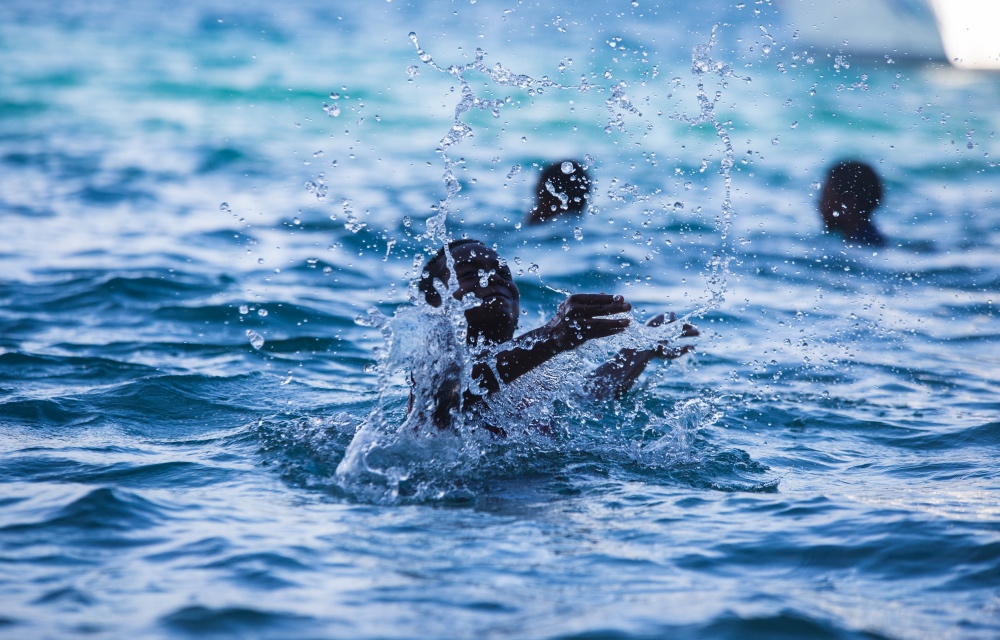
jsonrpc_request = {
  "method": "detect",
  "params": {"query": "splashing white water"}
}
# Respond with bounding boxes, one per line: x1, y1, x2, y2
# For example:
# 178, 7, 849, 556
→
406, 32, 573, 245
333, 30, 749, 502
675, 24, 750, 317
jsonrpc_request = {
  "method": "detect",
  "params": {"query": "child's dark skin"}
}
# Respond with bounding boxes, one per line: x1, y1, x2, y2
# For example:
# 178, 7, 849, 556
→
416, 240, 697, 430
586, 311, 699, 400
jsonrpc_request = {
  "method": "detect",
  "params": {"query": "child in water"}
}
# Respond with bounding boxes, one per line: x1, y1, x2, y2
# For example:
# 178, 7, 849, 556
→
818, 160, 888, 247
414, 238, 698, 432
526, 160, 592, 225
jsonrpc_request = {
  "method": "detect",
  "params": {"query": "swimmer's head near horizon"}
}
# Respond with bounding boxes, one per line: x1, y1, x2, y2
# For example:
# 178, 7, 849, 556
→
418, 239, 520, 347
527, 160, 592, 225
818, 159, 888, 247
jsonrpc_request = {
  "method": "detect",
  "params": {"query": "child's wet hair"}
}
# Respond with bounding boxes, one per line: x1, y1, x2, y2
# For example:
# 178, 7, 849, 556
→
822, 160, 883, 218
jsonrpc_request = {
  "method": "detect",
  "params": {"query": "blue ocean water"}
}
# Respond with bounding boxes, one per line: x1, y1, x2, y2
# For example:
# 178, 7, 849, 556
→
1, 0, 998, 638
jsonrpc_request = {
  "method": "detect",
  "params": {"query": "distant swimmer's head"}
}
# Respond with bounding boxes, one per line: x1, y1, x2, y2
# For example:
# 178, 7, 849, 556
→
819, 160, 887, 246
527, 160, 592, 225
418, 239, 520, 346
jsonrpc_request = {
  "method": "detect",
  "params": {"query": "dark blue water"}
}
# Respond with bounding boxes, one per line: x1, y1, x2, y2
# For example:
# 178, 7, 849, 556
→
2, 1, 998, 638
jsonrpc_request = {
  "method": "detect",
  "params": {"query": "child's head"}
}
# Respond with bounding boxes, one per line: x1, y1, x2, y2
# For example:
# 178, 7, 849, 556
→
418, 239, 520, 345
528, 160, 592, 224
819, 160, 883, 233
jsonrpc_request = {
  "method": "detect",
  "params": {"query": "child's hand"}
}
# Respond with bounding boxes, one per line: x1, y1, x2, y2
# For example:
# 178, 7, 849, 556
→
646, 312, 698, 359
544, 293, 632, 352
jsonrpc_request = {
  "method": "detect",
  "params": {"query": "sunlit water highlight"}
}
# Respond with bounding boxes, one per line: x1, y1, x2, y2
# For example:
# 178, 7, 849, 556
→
1, 1, 998, 638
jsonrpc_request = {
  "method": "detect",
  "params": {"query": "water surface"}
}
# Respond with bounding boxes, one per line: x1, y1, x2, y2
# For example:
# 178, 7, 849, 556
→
1, 1, 998, 638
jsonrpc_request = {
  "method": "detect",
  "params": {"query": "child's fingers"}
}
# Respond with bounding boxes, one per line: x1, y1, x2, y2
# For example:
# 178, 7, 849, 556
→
681, 323, 700, 337
566, 298, 631, 319
645, 313, 666, 327
664, 345, 695, 359
579, 317, 630, 337
567, 293, 623, 304
656, 343, 695, 359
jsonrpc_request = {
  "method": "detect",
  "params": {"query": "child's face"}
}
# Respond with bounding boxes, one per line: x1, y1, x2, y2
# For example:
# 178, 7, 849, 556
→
448, 243, 520, 345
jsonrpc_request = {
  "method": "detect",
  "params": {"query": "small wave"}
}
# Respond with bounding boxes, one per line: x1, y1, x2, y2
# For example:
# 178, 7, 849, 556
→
3, 457, 238, 489
1, 372, 270, 433
0, 487, 167, 535
160, 605, 316, 637
199, 551, 314, 590
871, 421, 1000, 452
33, 271, 233, 310
692, 609, 893, 640
32, 585, 96, 607
96, 373, 271, 430
0, 270, 237, 325
0, 395, 101, 430
0, 351, 158, 385
939, 548, 1000, 591
195, 144, 268, 175
74, 184, 154, 206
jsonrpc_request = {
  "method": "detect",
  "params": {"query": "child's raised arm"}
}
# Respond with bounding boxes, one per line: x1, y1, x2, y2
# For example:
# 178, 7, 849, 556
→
472, 293, 632, 394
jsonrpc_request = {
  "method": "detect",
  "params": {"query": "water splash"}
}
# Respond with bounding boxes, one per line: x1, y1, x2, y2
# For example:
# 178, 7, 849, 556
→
646, 397, 722, 461
335, 291, 491, 503
304, 174, 328, 201
605, 80, 641, 133
334, 289, 767, 503
675, 24, 749, 317
329, 30, 764, 504
406, 32, 608, 245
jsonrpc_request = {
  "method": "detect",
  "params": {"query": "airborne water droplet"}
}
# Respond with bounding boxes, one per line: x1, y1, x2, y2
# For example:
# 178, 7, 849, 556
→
561, 161, 575, 174
246, 329, 265, 350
